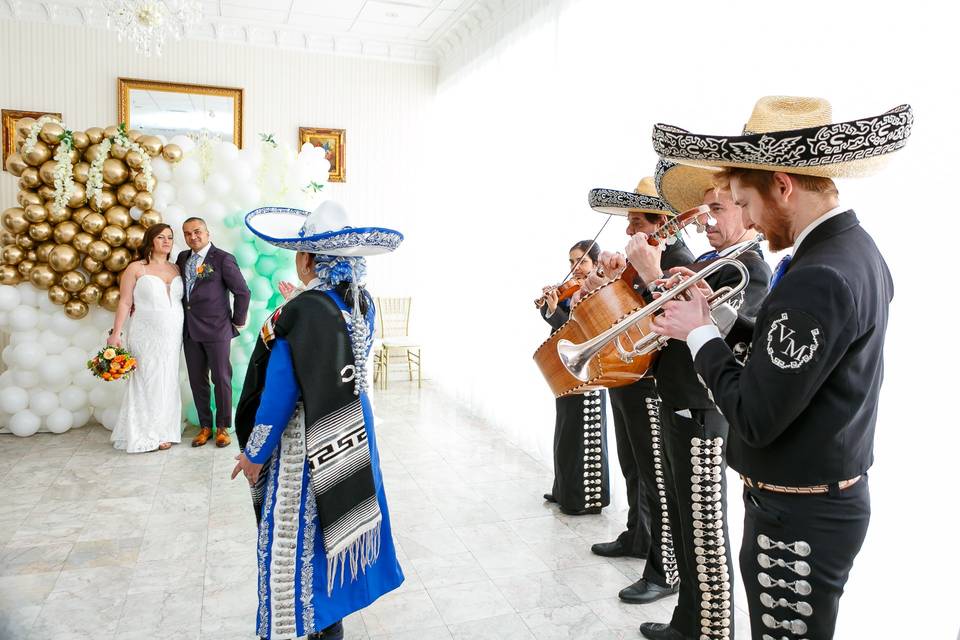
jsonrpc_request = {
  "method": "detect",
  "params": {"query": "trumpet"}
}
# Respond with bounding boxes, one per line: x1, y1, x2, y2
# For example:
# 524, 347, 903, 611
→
557, 236, 762, 382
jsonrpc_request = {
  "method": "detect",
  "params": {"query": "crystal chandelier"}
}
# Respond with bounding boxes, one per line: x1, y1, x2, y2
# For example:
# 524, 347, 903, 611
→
102, 0, 202, 57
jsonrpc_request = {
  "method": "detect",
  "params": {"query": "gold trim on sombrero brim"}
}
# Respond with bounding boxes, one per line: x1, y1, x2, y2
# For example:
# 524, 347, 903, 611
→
655, 160, 720, 214
652, 101, 913, 179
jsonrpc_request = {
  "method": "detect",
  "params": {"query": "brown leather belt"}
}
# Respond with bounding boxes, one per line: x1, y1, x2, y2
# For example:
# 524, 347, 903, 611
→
740, 474, 861, 495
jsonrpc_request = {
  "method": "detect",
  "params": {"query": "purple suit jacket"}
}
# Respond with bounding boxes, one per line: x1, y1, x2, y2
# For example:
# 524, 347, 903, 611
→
176, 244, 251, 343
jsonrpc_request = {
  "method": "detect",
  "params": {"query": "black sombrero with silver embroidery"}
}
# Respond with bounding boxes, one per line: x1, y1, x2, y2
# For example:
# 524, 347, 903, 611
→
589, 176, 674, 217
652, 96, 913, 179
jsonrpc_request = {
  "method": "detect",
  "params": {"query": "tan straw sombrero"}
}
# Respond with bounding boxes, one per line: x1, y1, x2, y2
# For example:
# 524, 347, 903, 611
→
588, 176, 675, 217
655, 159, 719, 214
652, 96, 913, 178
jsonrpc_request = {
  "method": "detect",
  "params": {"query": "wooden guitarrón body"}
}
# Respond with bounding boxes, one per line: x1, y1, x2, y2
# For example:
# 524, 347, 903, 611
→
533, 277, 658, 398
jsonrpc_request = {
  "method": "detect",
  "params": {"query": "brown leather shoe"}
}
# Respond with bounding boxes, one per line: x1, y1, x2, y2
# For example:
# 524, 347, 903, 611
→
215, 428, 231, 448
192, 427, 212, 447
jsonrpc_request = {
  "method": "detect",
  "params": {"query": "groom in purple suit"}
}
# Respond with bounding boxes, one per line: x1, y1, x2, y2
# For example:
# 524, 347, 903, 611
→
177, 217, 251, 448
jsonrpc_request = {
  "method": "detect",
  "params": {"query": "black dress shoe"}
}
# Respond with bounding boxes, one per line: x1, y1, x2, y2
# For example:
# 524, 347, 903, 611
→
559, 505, 601, 516
639, 622, 691, 640
543, 493, 557, 503
590, 539, 644, 558
618, 579, 678, 604
308, 620, 344, 640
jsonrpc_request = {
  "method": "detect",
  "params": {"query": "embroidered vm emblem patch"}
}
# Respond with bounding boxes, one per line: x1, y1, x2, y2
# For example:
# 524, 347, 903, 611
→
765, 311, 821, 371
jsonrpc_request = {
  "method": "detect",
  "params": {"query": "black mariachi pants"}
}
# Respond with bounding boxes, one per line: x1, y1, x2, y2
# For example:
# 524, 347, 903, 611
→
551, 389, 610, 511
740, 478, 870, 640
661, 404, 734, 640
608, 379, 675, 587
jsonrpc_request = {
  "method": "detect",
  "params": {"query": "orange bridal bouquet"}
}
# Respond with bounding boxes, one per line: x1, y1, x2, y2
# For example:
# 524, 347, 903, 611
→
87, 346, 137, 381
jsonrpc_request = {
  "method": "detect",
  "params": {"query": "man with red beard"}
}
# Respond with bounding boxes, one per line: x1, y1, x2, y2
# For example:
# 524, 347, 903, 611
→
648, 96, 913, 639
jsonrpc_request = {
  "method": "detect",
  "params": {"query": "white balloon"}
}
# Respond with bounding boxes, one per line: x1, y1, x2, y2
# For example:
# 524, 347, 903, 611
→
169, 135, 196, 153
0, 370, 12, 388
9, 306, 39, 331
164, 204, 186, 224
130, 206, 144, 221
236, 183, 260, 208
29, 390, 59, 416
39, 357, 71, 386
16, 283, 38, 307
177, 184, 206, 209
13, 370, 39, 388
0, 286, 21, 311
205, 173, 231, 197
59, 386, 88, 411
100, 406, 119, 430
14, 342, 46, 370
73, 369, 97, 391
0, 386, 29, 413
153, 182, 176, 204
45, 408, 73, 434
8, 410, 41, 437
152, 157, 172, 181
1, 344, 16, 367
213, 141, 239, 164
173, 158, 202, 185
73, 407, 92, 429
40, 330, 70, 355
61, 346, 87, 369
48, 314, 75, 336
204, 201, 227, 222
0, 310, 8, 330
89, 385, 113, 409
232, 160, 255, 185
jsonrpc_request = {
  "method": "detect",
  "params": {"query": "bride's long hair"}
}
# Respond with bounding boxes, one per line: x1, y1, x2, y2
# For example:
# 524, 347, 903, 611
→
138, 223, 174, 263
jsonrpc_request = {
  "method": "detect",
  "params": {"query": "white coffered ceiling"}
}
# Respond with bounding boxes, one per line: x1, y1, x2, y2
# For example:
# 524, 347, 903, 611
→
0, 0, 511, 63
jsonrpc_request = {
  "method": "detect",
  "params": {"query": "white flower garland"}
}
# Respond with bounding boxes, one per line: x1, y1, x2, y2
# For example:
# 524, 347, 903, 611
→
52, 138, 75, 211
85, 129, 155, 208
189, 130, 218, 181
20, 115, 61, 156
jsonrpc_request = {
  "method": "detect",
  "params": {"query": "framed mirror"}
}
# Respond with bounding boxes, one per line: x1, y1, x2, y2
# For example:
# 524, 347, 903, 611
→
118, 78, 244, 147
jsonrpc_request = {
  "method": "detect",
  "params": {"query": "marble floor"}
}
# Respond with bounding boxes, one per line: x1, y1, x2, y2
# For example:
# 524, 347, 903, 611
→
0, 382, 750, 640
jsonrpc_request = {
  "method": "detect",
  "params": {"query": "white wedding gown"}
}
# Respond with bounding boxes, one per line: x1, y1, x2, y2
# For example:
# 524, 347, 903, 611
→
111, 274, 185, 453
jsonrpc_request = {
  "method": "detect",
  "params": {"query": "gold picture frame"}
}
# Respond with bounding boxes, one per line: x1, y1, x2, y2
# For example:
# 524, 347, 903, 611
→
2, 109, 62, 171
118, 77, 244, 147
299, 127, 346, 183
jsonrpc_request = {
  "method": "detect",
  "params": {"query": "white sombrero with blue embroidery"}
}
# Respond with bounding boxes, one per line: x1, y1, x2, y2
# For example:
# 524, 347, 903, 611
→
245, 200, 403, 256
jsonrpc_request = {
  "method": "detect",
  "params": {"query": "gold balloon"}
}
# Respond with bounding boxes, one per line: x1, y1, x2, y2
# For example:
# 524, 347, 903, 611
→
0, 265, 20, 285
101, 286, 121, 311
81, 255, 103, 273
140, 210, 163, 228
110, 143, 128, 160
60, 270, 86, 293
161, 143, 183, 163
53, 221, 81, 244
17, 259, 35, 278
3, 244, 25, 264
39, 122, 65, 145
89, 188, 117, 213
29, 263, 57, 289
65, 299, 89, 319
72, 232, 94, 253
85, 127, 104, 145
24, 204, 46, 223
81, 212, 107, 234
48, 285, 70, 305
139, 135, 163, 156
71, 206, 93, 225
83, 146, 100, 163
124, 224, 146, 251
72, 131, 90, 150
39, 160, 58, 187
45, 202, 71, 224
125, 150, 144, 170
2, 231, 15, 244
87, 240, 112, 261
5, 152, 28, 176
133, 172, 155, 192
105, 206, 132, 228
18, 190, 41, 208
36, 241, 55, 262
73, 162, 90, 184
20, 167, 41, 189
26, 250, 37, 261
66, 183, 86, 208
38, 186, 56, 202
79, 284, 102, 304
133, 191, 154, 211
102, 158, 130, 186
15, 117, 37, 139
105, 247, 132, 272
17, 235, 35, 250
2, 207, 30, 234
101, 225, 126, 248
49, 244, 81, 272
103, 125, 119, 138
23, 142, 52, 167
29, 222, 53, 242
127, 129, 143, 142
92, 270, 115, 288
117, 184, 137, 207
69, 148, 80, 164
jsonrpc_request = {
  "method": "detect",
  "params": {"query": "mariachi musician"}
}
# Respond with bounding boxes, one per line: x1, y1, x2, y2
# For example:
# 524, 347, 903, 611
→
578, 176, 693, 604
633, 160, 771, 640
648, 96, 912, 639
537, 240, 610, 515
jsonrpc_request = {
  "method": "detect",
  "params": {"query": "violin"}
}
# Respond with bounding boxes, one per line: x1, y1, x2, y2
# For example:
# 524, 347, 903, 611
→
534, 278, 583, 309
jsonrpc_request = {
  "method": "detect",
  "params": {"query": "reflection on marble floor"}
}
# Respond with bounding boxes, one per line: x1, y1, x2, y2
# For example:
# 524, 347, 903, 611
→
0, 382, 749, 639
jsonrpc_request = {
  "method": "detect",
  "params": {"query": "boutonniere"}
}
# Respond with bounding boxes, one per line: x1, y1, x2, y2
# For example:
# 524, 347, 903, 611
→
196, 263, 215, 280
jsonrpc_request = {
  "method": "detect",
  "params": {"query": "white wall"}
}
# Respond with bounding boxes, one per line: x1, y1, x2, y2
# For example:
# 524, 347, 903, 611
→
0, 18, 436, 294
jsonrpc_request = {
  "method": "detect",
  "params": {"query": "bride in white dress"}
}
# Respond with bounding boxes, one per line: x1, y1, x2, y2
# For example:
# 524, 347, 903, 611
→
108, 224, 184, 453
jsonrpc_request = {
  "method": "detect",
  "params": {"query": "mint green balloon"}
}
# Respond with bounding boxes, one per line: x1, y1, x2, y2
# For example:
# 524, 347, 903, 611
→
254, 238, 280, 256
250, 276, 273, 301
185, 403, 199, 427
235, 243, 258, 269
223, 213, 240, 229
255, 254, 280, 277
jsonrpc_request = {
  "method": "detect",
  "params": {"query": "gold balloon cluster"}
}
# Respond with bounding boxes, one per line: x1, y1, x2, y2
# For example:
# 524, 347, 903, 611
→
2, 117, 182, 319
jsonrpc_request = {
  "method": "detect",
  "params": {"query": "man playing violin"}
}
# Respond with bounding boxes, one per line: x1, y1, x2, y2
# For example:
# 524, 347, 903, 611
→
647, 96, 912, 639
